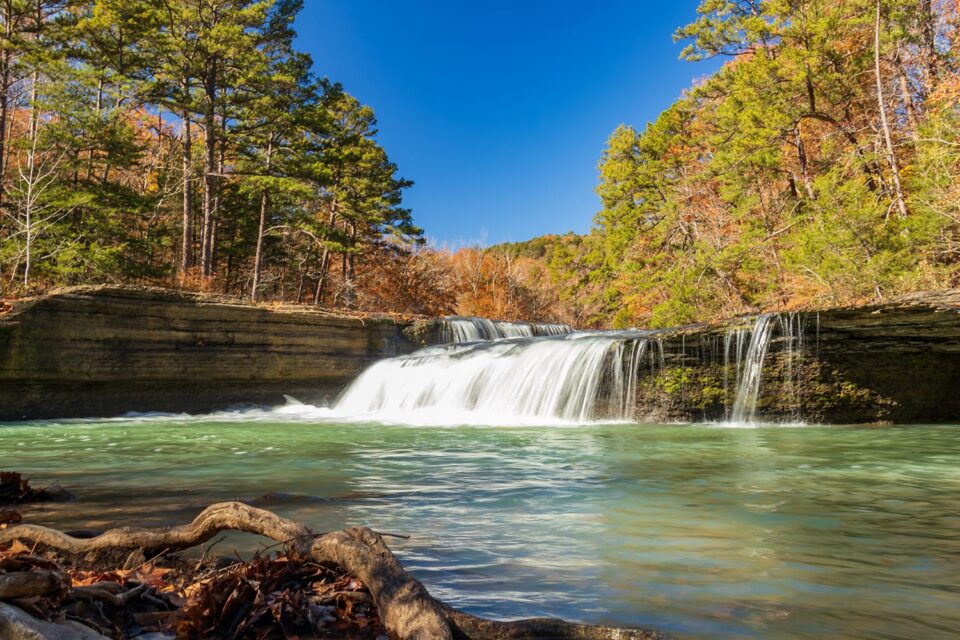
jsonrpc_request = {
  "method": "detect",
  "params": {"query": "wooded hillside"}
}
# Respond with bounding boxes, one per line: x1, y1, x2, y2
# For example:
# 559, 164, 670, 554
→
2, 0, 957, 328
0, 0, 421, 306
507, 0, 960, 328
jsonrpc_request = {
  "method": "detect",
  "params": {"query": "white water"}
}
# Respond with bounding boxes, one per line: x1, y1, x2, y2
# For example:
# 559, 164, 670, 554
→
441, 317, 571, 343
724, 313, 807, 424
728, 315, 775, 423
335, 332, 652, 424
333, 313, 809, 426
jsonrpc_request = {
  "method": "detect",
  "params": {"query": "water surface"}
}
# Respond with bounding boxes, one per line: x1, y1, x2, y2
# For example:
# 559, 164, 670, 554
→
2, 414, 958, 639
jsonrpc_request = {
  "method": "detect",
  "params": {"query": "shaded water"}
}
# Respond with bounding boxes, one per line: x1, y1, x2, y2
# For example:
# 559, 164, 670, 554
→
3, 414, 959, 640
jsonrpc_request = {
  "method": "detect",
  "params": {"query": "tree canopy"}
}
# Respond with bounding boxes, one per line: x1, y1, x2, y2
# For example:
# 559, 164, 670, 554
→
1, 0, 957, 327
512, 0, 960, 328
0, 0, 420, 306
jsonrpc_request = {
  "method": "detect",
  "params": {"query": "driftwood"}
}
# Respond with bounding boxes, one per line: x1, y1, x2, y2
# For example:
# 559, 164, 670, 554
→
0, 570, 62, 600
1, 501, 670, 640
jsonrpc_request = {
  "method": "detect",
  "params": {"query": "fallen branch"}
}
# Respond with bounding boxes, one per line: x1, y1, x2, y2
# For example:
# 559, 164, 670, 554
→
1, 501, 669, 640
445, 606, 670, 639
71, 583, 147, 607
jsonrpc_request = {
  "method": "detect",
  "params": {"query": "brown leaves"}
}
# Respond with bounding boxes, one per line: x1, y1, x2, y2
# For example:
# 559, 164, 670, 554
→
174, 552, 386, 640
1, 523, 387, 639
0, 544, 183, 638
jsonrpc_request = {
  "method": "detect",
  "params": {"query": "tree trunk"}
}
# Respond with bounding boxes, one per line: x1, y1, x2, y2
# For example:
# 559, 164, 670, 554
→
314, 205, 337, 305
211, 115, 226, 278
23, 71, 39, 288
795, 126, 816, 200
85, 77, 103, 182
251, 142, 274, 301
337, 250, 348, 306
200, 62, 217, 277
180, 111, 193, 276
0, 49, 10, 210
314, 249, 329, 305
0, 0, 18, 212
874, 0, 908, 219
920, 0, 937, 83
345, 223, 357, 308
895, 50, 918, 134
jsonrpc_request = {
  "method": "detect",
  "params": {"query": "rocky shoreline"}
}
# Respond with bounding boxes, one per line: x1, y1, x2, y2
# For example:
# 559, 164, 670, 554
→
0, 476, 668, 640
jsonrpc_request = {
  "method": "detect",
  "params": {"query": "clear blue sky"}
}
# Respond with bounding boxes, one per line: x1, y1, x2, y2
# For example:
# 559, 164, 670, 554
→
294, 0, 719, 246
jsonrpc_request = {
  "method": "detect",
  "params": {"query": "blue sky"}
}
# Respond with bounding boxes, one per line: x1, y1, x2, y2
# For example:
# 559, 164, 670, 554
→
294, 1, 719, 246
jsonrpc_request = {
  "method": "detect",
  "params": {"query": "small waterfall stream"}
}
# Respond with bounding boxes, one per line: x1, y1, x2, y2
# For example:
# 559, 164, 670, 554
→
727, 315, 775, 423
724, 313, 807, 423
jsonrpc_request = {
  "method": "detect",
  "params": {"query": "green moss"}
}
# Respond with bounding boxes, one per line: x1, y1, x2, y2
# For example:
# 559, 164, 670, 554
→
656, 367, 693, 395
695, 381, 726, 409
651, 365, 727, 410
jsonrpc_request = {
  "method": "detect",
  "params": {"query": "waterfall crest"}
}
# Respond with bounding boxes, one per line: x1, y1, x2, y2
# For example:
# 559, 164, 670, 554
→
335, 332, 652, 424
440, 317, 571, 343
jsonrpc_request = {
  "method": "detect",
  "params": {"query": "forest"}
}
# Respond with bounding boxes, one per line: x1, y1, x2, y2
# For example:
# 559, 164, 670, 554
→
0, 0, 431, 308
1, 0, 958, 328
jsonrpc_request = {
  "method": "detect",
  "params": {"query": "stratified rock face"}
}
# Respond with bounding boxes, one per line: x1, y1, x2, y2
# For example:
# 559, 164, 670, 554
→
2, 286, 959, 424
631, 290, 960, 424
0, 286, 423, 420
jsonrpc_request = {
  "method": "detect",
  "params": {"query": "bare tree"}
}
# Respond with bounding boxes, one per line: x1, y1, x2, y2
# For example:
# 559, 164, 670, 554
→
875, 0, 909, 219
4, 74, 78, 287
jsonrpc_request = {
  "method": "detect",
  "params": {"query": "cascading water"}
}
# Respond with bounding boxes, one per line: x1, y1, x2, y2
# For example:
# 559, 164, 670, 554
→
440, 317, 571, 343
724, 313, 807, 424
727, 315, 775, 423
330, 312, 811, 426
334, 332, 650, 424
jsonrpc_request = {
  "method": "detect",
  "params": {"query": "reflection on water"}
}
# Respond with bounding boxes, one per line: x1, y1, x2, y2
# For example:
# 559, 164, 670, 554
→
2, 414, 959, 639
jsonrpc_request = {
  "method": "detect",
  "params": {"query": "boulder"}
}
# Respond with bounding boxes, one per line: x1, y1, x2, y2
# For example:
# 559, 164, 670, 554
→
0, 603, 108, 640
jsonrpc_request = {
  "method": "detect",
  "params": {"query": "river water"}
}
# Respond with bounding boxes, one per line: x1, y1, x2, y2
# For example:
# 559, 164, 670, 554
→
3, 412, 958, 639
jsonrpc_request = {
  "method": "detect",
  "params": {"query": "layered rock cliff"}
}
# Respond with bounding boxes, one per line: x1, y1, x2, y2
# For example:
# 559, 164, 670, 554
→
2, 286, 959, 423
633, 290, 960, 424
0, 286, 422, 420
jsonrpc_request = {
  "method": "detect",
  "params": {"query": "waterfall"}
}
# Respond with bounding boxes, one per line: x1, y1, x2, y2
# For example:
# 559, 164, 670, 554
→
440, 317, 571, 343
724, 313, 807, 424
728, 315, 775, 423
335, 332, 649, 424
331, 312, 810, 426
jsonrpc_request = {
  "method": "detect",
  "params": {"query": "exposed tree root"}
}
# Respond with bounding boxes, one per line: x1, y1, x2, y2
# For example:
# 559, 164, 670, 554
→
71, 583, 147, 607
1, 501, 670, 640
0, 502, 310, 556
444, 606, 670, 640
